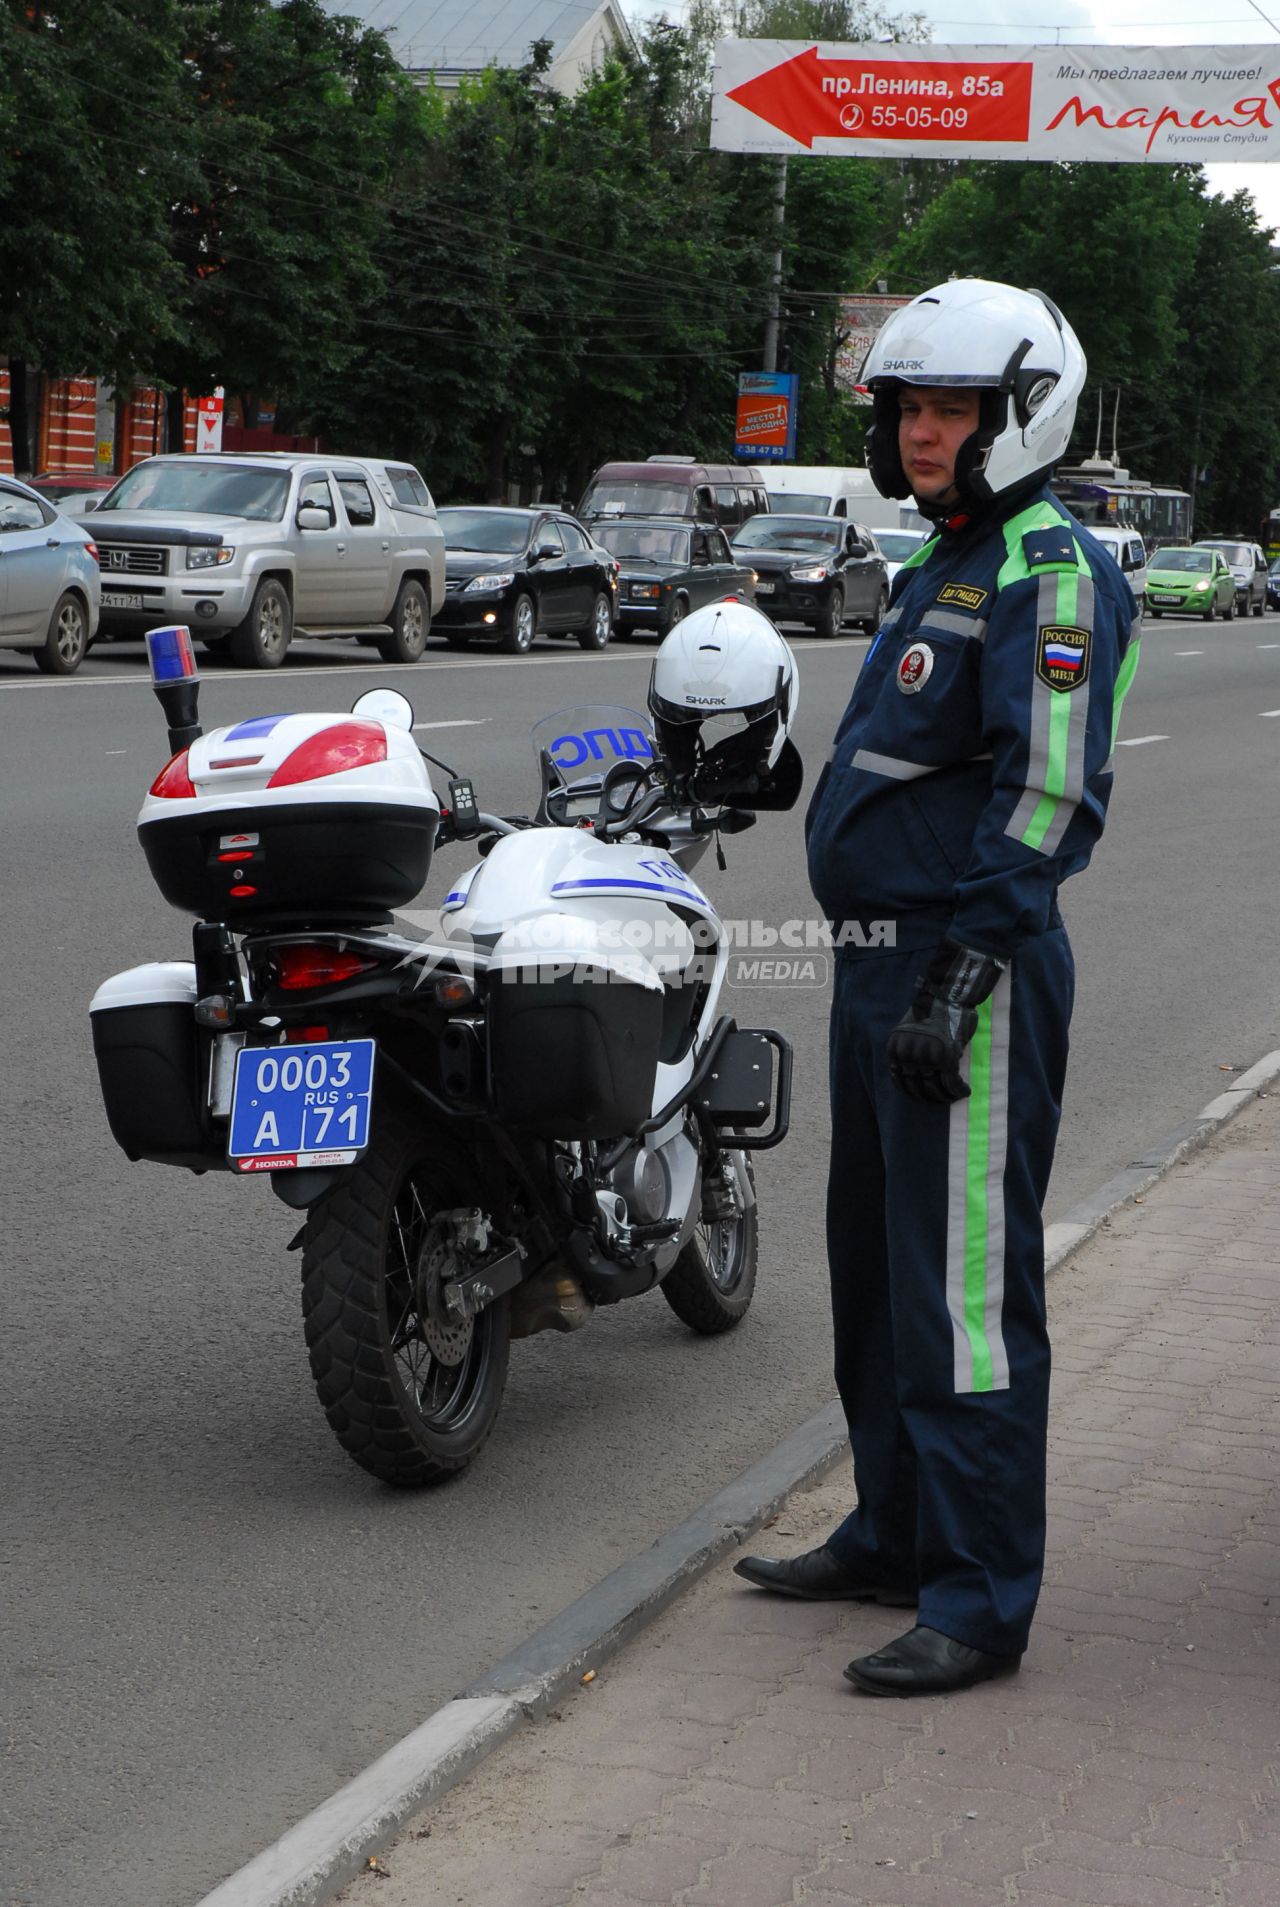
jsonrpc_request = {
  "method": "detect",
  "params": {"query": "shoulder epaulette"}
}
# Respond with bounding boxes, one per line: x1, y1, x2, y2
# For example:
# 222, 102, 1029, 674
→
1021, 525, 1078, 574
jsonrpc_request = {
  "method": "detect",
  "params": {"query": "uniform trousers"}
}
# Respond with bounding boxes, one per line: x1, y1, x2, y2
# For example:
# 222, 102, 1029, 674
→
824, 926, 1074, 1655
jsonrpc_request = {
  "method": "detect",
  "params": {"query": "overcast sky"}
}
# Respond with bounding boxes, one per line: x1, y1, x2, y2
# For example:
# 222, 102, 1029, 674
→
624, 0, 1280, 236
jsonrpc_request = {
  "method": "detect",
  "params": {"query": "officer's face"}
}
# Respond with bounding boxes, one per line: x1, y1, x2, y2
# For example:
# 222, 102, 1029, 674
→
898, 388, 981, 504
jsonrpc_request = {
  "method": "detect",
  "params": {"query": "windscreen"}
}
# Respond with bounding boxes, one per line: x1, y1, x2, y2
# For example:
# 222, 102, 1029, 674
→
1152, 548, 1211, 572
1201, 542, 1249, 564
771, 492, 830, 514
530, 705, 655, 787
580, 479, 691, 518
99, 461, 289, 520
438, 508, 530, 554
877, 531, 927, 561
733, 516, 840, 555
594, 523, 690, 565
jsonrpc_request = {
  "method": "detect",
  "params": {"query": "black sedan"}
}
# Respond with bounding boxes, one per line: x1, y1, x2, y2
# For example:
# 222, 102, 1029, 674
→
1269, 558, 1280, 611
436, 506, 617, 654
731, 514, 889, 638
592, 517, 757, 637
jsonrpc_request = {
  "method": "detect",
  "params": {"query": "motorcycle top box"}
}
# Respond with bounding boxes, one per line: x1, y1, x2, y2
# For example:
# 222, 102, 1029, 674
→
137, 711, 440, 923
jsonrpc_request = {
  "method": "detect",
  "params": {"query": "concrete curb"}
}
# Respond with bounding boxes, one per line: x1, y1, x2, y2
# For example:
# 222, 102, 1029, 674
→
194, 1047, 1280, 1907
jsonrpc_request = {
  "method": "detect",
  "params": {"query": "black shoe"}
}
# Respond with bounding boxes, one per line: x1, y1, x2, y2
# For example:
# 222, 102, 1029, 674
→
843, 1624, 1022, 1696
733, 1544, 917, 1605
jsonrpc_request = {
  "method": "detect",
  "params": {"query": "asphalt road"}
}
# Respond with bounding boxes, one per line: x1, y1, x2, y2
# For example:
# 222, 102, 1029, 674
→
3, 611, 1279, 1906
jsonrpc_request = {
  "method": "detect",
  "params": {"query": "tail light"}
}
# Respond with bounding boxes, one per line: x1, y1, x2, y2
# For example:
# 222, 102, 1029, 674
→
267, 720, 387, 788
150, 749, 196, 799
274, 945, 374, 991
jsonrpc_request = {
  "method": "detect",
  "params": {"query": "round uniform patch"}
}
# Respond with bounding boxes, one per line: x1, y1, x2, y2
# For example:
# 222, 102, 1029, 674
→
897, 642, 935, 694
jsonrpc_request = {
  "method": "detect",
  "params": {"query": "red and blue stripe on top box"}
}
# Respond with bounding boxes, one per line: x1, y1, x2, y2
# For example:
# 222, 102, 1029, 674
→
146, 625, 198, 682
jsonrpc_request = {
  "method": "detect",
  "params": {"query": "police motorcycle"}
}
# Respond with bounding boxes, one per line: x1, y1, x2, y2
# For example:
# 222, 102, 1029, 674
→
89, 604, 802, 1487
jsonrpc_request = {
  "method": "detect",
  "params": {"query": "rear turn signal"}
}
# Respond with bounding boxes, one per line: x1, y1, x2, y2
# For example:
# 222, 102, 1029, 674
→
267, 720, 387, 788
274, 946, 373, 991
150, 750, 196, 799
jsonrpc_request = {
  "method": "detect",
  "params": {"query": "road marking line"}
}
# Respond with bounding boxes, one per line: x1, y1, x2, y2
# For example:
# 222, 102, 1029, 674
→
105, 749, 127, 755
1259, 644, 1280, 650
1117, 735, 1169, 746
1174, 650, 1204, 656
0, 635, 862, 693
1260, 709, 1280, 719
412, 719, 490, 731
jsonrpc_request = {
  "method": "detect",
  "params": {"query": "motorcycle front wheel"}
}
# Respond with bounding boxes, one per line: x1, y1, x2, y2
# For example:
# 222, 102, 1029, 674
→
660, 1149, 758, 1334
300, 1111, 510, 1486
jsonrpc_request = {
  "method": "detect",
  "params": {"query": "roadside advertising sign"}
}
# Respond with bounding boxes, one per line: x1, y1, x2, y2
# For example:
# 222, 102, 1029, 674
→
712, 41, 1280, 162
836, 293, 912, 400
735, 372, 799, 461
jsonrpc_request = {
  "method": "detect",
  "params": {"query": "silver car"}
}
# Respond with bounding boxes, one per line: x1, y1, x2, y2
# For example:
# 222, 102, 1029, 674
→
83, 453, 446, 668
1195, 539, 1269, 617
0, 474, 100, 674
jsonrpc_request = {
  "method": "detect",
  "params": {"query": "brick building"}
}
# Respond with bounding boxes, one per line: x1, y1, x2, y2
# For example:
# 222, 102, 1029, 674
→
0, 366, 199, 480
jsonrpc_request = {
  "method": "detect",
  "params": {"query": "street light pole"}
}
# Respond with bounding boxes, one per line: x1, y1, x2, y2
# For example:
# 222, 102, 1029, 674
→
762, 157, 788, 373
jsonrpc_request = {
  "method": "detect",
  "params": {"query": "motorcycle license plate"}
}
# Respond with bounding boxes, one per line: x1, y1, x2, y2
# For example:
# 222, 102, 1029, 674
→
228, 1038, 375, 1172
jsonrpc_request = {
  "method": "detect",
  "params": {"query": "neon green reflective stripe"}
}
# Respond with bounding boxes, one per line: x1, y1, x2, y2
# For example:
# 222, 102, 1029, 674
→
1111, 637, 1141, 751
963, 998, 996, 1394
996, 502, 1066, 589
899, 534, 938, 574
1020, 566, 1081, 849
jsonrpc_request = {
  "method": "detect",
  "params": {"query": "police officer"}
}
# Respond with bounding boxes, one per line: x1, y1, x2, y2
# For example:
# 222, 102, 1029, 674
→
735, 280, 1140, 1694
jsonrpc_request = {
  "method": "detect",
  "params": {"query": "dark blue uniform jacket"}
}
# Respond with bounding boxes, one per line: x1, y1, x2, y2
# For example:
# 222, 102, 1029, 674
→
805, 486, 1141, 962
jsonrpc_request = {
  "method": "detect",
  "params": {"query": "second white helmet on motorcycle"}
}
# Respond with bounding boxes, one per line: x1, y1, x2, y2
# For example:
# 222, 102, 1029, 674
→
648, 599, 802, 810
860, 278, 1086, 511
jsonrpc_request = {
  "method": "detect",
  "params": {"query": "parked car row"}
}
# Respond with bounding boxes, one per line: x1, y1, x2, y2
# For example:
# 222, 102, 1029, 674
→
9, 443, 1274, 677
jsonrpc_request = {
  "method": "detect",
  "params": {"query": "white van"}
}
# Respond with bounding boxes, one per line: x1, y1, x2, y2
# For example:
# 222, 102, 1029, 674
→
759, 464, 903, 532
1090, 526, 1147, 608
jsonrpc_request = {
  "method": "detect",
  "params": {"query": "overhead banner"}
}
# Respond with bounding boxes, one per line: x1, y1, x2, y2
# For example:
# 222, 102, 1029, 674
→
735, 371, 799, 461
712, 40, 1280, 162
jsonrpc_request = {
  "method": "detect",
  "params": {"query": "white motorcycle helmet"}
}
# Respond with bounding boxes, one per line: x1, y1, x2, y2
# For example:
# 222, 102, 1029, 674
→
861, 279, 1087, 514
648, 599, 802, 810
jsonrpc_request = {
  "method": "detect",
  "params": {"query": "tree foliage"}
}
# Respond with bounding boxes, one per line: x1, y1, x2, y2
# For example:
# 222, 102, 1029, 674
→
1, 0, 1278, 526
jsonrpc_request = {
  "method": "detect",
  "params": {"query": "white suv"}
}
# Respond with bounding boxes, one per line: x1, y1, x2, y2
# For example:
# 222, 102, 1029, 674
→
81, 452, 446, 667
1194, 539, 1269, 618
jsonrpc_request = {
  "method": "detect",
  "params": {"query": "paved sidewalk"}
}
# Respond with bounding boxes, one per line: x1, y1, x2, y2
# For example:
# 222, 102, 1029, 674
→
342, 1090, 1280, 1907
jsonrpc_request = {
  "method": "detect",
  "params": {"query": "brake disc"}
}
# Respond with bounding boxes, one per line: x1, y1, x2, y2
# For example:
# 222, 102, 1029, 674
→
416, 1226, 473, 1368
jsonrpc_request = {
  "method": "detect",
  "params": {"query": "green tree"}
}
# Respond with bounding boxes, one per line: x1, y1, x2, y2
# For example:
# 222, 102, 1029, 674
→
150, 0, 420, 442
0, 0, 194, 463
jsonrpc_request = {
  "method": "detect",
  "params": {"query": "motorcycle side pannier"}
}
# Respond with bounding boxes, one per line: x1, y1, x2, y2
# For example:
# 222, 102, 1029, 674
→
89, 963, 226, 1170
487, 966, 663, 1139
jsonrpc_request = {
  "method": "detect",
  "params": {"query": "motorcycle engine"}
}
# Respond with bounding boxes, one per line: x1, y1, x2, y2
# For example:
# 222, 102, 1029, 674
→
605, 1131, 700, 1232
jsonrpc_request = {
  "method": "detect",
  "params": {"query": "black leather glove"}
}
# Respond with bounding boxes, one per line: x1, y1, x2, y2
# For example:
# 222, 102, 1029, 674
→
887, 940, 1007, 1105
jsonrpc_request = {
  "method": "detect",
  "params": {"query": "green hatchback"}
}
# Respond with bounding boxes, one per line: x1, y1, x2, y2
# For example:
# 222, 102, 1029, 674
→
1145, 546, 1236, 621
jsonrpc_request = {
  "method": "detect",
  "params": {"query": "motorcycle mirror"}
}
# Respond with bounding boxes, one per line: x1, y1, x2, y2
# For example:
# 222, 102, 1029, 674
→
352, 687, 414, 732
145, 625, 202, 755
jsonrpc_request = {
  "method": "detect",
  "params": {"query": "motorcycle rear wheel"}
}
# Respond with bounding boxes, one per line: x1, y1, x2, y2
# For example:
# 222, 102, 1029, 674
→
660, 1150, 758, 1334
300, 1112, 510, 1486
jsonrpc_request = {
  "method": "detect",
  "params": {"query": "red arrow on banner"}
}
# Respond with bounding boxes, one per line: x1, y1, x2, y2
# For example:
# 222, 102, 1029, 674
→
725, 47, 1033, 150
